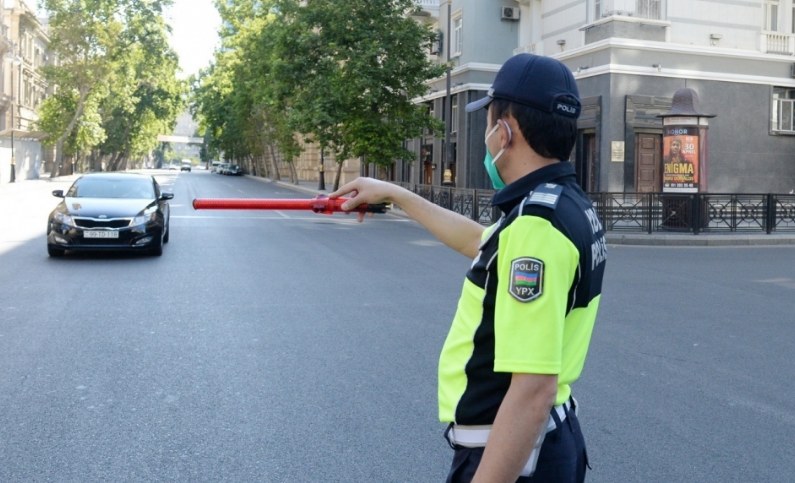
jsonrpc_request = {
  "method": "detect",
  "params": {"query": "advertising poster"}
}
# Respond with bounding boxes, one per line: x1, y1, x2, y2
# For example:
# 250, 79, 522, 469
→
663, 126, 699, 193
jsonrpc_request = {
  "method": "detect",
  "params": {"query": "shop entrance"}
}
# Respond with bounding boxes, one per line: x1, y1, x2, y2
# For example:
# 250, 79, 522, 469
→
576, 132, 598, 192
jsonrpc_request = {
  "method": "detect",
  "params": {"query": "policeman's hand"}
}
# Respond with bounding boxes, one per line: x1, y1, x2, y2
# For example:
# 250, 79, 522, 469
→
329, 177, 398, 222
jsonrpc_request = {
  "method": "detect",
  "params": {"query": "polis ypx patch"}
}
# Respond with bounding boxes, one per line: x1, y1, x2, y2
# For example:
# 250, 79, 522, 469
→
509, 257, 543, 302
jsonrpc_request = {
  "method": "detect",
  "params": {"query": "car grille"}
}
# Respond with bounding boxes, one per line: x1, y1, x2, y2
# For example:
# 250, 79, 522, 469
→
74, 217, 132, 229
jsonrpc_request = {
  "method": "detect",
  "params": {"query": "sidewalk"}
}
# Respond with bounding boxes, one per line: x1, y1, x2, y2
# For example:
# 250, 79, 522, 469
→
0, 174, 77, 197
0, 175, 80, 248
264, 176, 795, 247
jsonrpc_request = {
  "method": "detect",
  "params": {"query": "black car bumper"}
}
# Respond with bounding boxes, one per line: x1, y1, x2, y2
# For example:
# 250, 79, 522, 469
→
47, 222, 164, 252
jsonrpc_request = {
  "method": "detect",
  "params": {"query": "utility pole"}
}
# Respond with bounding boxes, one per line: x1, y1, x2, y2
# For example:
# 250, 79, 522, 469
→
443, 0, 453, 186
7, 46, 21, 183
10, 72, 15, 183
318, 147, 326, 190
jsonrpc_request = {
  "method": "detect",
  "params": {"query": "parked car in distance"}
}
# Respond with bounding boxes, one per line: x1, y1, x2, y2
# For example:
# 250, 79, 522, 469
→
180, 160, 192, 172
210, 161, 221, 172
216, 162, 231, 174
46, 172, 173, 257
225, 164, 243, 176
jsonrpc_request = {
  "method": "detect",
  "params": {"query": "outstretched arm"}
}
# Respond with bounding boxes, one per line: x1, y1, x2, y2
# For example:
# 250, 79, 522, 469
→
330, 177, 485, 259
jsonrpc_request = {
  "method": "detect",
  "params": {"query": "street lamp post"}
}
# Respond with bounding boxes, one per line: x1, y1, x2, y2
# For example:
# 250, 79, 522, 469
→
442, 0, 454, 186
10, 65, 15, 183
318, 147, 326, 190
6, 48, 21, 183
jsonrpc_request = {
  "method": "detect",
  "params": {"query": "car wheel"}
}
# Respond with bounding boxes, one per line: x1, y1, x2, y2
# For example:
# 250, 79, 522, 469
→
150, 233, 164, 256
163, 221, 170, 244
48, 245, 65, 257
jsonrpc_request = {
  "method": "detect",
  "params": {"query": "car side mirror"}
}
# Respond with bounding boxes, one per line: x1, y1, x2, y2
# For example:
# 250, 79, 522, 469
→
52, 190, 64, 198
160, 192, 174, 200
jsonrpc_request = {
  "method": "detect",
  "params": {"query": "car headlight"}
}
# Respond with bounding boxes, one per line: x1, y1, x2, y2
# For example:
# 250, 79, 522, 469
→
53, 211, 75, 227
132, 206, 158, 226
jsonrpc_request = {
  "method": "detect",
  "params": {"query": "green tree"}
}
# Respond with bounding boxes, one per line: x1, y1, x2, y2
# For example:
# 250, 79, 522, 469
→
38, 0, 122, 174
38, 0, 183, 174
100, 2, 186, 170
192, 0, 442, 189
193, 0, 299, 181
271, 0, 444, 188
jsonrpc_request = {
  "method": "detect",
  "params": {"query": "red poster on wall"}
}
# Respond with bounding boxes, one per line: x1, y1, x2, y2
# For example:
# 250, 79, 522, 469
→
663, 126, 699, 193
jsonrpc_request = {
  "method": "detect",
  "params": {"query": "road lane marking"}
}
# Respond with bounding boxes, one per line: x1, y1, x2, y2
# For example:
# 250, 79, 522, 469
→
754, 277, 795, 289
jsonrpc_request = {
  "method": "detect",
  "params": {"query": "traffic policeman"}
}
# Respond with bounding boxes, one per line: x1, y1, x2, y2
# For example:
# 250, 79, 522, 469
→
331, 53, 606, 483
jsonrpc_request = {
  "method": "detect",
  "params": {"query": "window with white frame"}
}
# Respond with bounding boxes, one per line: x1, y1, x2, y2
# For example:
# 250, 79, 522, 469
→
23, 77, 32, 107
636, 0, 661, 19
452, 14, 463, 57
765, 0, 779, 31
595, 0, 661, 20
792, 5, 795, 32
772, 87, 795, 133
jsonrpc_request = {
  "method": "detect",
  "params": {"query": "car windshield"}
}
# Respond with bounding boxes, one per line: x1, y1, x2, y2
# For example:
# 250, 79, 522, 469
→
67, 177, 155, 199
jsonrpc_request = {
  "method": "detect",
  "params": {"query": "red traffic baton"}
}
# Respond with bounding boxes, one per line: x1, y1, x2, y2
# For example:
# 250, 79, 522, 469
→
192, 195, 390, 215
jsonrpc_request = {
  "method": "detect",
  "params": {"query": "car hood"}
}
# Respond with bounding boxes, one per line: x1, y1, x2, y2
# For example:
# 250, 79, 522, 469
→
60, 197, 155, 217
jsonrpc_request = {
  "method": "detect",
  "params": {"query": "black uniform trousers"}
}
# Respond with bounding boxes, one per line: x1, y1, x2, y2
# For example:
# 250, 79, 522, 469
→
445, 402, 588, 483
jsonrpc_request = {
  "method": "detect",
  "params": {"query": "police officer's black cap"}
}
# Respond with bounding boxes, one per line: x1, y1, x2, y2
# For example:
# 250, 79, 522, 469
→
465, 53, 581, 119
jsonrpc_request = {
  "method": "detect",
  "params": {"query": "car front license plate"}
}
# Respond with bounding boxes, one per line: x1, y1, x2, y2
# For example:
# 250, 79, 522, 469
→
84, 230, 119, 239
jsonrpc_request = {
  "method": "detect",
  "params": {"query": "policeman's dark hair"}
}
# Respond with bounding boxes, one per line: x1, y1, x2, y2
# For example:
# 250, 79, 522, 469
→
490, 98, 578, 161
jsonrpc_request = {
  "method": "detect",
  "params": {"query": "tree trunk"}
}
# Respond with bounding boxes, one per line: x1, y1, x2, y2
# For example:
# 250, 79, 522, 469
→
334, 161, 344, 191
288, 160, 298, 184
50, 140, 64, 178
257, 154, 268, 178
267, 142, 281, 181
56, 88, 90, 160
108, 152, 124, 171
90, 149, 101, 171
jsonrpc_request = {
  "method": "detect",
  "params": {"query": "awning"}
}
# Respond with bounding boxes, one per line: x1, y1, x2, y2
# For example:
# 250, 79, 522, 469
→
0, 128, 49, 140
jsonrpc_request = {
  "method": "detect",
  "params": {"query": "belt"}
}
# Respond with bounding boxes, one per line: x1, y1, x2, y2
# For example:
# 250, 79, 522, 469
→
447, 398, 576, 448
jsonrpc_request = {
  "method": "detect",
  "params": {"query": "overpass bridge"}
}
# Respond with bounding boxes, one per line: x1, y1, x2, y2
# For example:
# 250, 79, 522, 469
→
156, 135, 203, 145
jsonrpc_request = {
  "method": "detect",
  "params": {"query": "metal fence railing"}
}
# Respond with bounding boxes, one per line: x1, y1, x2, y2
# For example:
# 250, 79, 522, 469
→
393, 183, 795, 235
397, 182, 499, 225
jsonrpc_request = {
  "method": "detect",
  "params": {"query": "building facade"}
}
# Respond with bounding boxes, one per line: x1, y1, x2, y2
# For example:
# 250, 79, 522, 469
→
0, 0, 50, 184
403, 0, 795, 194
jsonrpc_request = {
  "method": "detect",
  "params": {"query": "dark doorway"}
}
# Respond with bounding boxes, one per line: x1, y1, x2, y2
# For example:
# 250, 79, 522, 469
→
421, 144, 433, 185
635, 133, 661, 193
576, 132, 598, 192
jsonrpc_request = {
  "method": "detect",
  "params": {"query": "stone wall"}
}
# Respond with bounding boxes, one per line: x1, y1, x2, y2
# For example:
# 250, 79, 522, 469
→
270, 140, 361, 188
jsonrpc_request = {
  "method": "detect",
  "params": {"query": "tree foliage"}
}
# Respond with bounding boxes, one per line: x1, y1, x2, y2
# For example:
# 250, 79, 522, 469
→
192, 0, 443, 187
37, 0, 185, 173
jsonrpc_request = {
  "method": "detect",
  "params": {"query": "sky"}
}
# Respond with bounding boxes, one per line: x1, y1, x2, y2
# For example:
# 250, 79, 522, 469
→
164, 0, 222, 79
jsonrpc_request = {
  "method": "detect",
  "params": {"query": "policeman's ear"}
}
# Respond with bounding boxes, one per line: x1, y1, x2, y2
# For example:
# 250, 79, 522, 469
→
501, 117, 518, 147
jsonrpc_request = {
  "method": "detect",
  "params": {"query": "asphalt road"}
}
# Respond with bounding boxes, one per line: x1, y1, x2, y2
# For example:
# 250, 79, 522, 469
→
0, 170, 793, 482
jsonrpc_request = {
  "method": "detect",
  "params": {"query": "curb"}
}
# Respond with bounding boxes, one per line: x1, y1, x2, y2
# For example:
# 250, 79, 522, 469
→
605, 232, 795, 246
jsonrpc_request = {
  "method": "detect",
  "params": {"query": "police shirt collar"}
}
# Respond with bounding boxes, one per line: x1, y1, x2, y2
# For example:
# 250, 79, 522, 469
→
492, 162, 576, 213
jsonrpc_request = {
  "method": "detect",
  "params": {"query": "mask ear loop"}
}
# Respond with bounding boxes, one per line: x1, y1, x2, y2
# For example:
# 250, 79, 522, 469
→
499, 119, 513, 150
485, 121, 500, 142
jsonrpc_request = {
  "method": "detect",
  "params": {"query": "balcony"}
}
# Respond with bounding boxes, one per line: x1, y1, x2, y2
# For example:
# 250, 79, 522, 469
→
414, 0, 439, 18
761, 31, 795, 55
